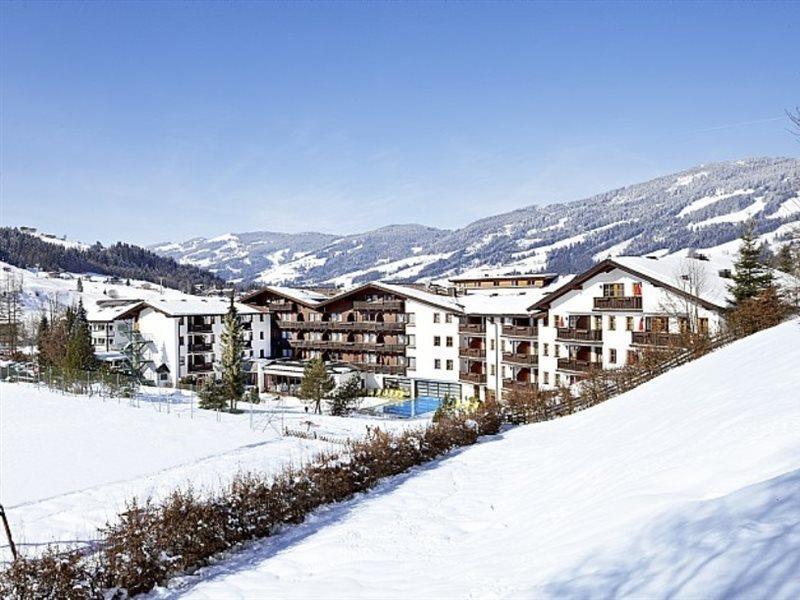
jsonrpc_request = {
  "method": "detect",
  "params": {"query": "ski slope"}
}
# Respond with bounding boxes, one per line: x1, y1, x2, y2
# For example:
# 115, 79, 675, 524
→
158, 319, 800, 599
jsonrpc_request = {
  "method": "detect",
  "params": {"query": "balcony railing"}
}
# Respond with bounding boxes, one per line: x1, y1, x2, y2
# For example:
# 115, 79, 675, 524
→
593, 296, 643, 311
188, 363, 214, 372
188, 343, 213, 353
502, 352, 538, 366
632, 331, 684, 347
458, 347, 485, 359
556, 328, 603, 343
266, 300, 295, 311
502, 325, 538, 338
279, 320, 405, 332
502, 379, 538, 393
292, 339, 405, 353
188, 322, 213, 333
459, 371, 486, 384
557, 358, 599, 373
351, 363, 406, 376
352, 299, 404, 311
459, 323, 486, 335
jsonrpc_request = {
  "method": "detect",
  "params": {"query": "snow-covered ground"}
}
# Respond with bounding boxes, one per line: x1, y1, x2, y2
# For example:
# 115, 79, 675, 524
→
152, 320, 800, 599
0, 383, 417, 562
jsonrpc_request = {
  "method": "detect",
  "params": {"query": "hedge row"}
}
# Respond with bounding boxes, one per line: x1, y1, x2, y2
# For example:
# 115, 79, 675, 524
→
0, 401, 502, 599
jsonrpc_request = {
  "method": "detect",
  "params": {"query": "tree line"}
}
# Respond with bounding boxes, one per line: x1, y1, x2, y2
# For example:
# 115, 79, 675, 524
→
0, 228, 225, 293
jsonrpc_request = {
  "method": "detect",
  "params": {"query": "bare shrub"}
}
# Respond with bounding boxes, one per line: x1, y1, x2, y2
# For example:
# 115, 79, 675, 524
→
0, 547, 104, 600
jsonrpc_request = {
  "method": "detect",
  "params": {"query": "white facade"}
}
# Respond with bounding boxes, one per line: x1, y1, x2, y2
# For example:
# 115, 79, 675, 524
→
403, 298, 462, 397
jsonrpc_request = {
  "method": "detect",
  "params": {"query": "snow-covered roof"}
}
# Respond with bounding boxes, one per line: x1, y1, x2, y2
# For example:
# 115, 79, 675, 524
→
371, 282, 464, 313
449, 270, 559, 282
145, 297, 261, 317
85, 300, 144, 322
254, 286, 329, 306
458, 276, 575, 315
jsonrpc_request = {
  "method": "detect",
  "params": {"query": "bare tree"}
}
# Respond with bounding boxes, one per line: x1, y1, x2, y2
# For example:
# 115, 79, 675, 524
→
0, 272, 25, 356
659, 258, 710, 335
788, 106, 800, 140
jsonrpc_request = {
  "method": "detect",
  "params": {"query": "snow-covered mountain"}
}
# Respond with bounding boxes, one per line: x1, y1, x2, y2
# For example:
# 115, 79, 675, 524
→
151, 157, 800, 286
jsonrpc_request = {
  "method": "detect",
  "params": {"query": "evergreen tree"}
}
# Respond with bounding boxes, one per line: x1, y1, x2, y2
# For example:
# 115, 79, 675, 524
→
219, 296, 245, 412
327, 374, 362, 416
298, 358, 335, 414
197, 377, 226, 410
728, 221, 774, 306
64, 299, 96, 371
36, 315, 50, 367
775, 244, 797, 275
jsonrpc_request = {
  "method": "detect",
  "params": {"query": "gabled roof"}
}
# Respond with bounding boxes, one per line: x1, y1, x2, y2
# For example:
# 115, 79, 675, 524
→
239, 285, 328, 308
527, 256, 732, 312
317, 281, 465, 313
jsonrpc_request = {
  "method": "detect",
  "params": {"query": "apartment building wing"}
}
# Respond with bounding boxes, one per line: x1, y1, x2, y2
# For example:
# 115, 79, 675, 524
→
449, 270, 560, 292
85, 299, 146, 353
528, 255, 729, 389
457, 278, 572, 401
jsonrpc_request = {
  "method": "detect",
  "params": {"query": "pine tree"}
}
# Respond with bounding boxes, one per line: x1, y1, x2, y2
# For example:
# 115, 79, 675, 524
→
327, 374, 362, 416
64, 299, 96, 371
728, 221, 774, 306
198, 377, 226, 410
219, 296, 245, 412
298, 358, 335, 414
36, 315, 50, 367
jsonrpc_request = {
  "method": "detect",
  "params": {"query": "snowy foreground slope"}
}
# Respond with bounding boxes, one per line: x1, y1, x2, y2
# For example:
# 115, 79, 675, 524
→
158, 320, 800, 599
0, 386, 415, 562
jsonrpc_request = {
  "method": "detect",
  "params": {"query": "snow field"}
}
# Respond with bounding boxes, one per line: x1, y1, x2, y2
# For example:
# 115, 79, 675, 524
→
153, 320, 800, 599
0, 383, 416, 562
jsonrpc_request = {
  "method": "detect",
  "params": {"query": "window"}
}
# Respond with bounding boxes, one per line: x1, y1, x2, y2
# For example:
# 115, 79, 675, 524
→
593, 315, 602, 330
543, 343, 549, 357
609, 349, 617, 364
408, 334, 416, 348
602, 283, 624, 297
490, 339, 495, 351
445, 336, 453, 347
179, 336, 184, 346
260, 349, 265, 358
632, 282, 642, 296
543, 371, 549, 385
699, 318, 709, 334
406, 313, 416, 325
260, 331, 265, 339
433, 312, 441, 323
445, 313, 453, 323
551, 314, 558, 328
434, 336, 441, 347
408, 357, 417, 370
490, 364, 496, 376
626, 317, 634, 332
608, 316, 616, 331
446, 359, 453, 370
434, 359, 441, 369
555, 373, 561, 386
554, 344, 560, 358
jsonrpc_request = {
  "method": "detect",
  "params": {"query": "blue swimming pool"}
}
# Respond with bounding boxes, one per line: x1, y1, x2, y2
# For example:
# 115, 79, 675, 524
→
382, 395, 442, 418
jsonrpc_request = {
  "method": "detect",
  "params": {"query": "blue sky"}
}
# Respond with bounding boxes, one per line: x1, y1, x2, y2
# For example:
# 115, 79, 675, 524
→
1, 1, 798, 246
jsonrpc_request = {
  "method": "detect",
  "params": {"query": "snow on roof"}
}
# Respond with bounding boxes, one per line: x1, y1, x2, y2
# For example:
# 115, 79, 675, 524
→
612, 254, 736, 308
449, 270, 559, 282
146, 296, 261, 317
369, 282, 464, 313
458, 276, 575, 315
85, 300, 144, 322
262, 286, 329, 306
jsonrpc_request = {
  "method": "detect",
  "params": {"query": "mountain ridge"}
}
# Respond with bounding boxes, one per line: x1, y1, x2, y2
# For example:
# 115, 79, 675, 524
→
150, 156, 800, 286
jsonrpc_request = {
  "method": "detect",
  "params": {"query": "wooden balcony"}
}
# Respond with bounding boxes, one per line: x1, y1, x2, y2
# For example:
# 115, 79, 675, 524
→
502, 379, 538, 393
352, 299, 404, 312
187, 322, 213, 333
502, 324, 538, 338
265, 300, 295, 311
459, 347, 485, 359
593, 296, 643, 311
279, 320, 405, 333
557, 358, 598, 373
632, 331, 684, 347
188, 343, 213, 353
459, 323, 486, 335
502, 352, 538, 366
292, 339, 405, 353
351, 363, 406, 376
188, 363, 214, 373
556, 328, 603, 343
459, 371, 486, 384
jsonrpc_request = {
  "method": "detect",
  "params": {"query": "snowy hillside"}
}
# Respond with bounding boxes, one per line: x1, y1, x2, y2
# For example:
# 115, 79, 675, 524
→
152, 157, 800, 285
159, 319, 800, 599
